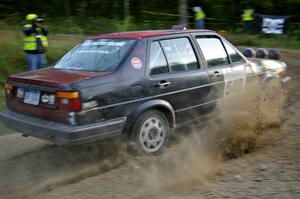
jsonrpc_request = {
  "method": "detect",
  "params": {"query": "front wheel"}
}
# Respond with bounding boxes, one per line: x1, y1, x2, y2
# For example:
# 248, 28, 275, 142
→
131, 110, 170, 155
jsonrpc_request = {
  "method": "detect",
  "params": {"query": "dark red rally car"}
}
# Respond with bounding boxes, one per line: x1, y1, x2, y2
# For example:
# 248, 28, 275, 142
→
0, 29, 289, 154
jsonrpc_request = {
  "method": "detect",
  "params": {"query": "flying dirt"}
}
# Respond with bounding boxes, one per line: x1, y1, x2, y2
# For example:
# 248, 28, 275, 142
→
0, 50, 299, 199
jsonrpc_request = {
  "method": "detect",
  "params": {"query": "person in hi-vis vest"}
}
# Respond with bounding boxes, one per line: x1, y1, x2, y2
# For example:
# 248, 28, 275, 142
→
23, 14, 48, 71
242, 8, 255, 34
194, 6, 206, 29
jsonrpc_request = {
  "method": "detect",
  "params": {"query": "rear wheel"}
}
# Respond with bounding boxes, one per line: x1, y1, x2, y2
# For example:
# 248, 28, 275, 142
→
130, 110, 170, 155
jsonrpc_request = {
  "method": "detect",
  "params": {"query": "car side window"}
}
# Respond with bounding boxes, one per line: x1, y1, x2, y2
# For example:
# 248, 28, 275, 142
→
149, 41, 169, 76
223, 41, 246, 63
196, 37, 230, 67
160, 38, 199, 73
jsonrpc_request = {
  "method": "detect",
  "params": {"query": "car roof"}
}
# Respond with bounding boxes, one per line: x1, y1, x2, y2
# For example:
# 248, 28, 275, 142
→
89, 29, 215, 39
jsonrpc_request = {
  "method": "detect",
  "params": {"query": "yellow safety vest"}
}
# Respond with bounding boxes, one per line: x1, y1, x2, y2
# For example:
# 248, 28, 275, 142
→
243, 9, 254, 21
23, 24, 48, 51
195, 10, 206, 20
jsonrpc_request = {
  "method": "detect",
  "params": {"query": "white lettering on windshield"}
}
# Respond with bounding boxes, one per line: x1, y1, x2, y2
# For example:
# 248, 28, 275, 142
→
75, 50, 110, 54
82, 40, 126, 47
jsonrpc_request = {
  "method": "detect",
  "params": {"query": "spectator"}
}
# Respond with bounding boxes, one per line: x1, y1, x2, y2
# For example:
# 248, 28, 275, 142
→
242, 8, 255, 34
193, 6, 206, 29
23, 14, 49, 71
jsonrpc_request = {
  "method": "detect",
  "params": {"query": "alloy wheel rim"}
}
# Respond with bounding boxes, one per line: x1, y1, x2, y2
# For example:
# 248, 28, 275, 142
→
139, 116, 166, 153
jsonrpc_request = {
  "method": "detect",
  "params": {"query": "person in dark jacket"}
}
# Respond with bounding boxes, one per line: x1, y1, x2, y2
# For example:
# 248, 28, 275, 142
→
23, 14, 49, 71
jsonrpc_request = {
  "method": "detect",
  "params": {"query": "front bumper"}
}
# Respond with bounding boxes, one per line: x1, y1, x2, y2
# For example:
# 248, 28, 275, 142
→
0, 110, 126, 145
280, 76, 291, 83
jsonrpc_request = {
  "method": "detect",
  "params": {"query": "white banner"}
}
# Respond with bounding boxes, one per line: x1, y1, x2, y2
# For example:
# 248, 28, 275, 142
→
257, 14, 290, 35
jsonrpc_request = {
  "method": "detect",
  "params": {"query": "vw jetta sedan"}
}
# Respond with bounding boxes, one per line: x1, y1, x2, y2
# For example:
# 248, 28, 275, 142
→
0, 29, 288, 155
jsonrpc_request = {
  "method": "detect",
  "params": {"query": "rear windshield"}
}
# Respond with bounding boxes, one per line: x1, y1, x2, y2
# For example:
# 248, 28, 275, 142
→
54, 38, 136, 71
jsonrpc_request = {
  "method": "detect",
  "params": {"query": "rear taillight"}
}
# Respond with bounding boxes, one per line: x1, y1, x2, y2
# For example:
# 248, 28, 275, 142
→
4, 83, 13, 98
56, 91, 81, 111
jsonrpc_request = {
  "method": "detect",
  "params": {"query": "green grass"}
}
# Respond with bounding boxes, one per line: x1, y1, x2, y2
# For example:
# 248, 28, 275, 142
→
223, 33, 300, 50
0, 88, 5, 110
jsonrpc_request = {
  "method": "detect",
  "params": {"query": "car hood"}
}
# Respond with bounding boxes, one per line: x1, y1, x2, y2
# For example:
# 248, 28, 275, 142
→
7, 68, 111, 89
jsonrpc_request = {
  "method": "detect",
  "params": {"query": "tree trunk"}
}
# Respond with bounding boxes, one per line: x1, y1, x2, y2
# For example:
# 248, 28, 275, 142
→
124, 0, 130, 18
64, 0, 71, 17
179, 0, 188, 25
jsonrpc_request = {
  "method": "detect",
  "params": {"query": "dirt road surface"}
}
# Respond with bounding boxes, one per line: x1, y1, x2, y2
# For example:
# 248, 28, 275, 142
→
0, 50, 299, 199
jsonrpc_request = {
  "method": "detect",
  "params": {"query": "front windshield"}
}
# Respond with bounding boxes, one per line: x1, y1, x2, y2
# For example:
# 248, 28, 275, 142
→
54, 38, 136, 71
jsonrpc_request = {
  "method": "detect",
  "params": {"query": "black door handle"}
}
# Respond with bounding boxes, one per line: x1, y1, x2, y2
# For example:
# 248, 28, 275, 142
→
154, 80, 171, 88
213, 71, 223, 77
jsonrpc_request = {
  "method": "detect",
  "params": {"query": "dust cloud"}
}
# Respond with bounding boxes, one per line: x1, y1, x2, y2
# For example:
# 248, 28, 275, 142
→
137, 77, 285, 196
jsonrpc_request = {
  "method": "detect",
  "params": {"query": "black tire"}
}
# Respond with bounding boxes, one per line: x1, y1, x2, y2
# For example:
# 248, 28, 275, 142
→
268, 49, 280, 60
242, 48, 256, 58
129, 110, 170, 155
256, 48, 268, 58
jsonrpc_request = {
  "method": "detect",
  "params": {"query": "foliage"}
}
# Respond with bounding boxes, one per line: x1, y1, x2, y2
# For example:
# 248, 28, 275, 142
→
0, 0, 299, 35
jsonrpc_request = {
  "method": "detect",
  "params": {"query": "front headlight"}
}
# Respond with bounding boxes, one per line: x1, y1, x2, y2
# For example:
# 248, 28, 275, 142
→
261, 60, 287, 70
275, 68, 286, 78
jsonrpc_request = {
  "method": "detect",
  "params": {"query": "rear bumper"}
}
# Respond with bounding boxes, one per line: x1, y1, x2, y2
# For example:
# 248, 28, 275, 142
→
0, 110, 126, 145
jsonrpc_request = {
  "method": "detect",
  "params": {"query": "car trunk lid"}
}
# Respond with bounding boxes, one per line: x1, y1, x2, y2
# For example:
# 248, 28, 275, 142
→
7, 67, 110, 90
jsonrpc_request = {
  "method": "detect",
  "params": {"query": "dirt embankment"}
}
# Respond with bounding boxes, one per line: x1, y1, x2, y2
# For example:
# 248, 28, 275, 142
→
0, 50, 299, 199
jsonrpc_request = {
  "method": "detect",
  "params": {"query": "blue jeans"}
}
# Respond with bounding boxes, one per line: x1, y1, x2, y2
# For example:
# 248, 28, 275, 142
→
195, 19, 205, 29
26, 53, 46, 71
244, 21, 253, 34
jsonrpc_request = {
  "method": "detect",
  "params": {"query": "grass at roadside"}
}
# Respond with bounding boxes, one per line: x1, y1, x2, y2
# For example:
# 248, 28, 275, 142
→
0, 88, 5, 110
223, 33, 300, 50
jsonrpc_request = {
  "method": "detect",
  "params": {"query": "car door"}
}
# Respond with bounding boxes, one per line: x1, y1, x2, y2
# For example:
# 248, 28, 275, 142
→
194, 35, 232, 100
222, 39, 247, 95
145, 35, 212, 123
